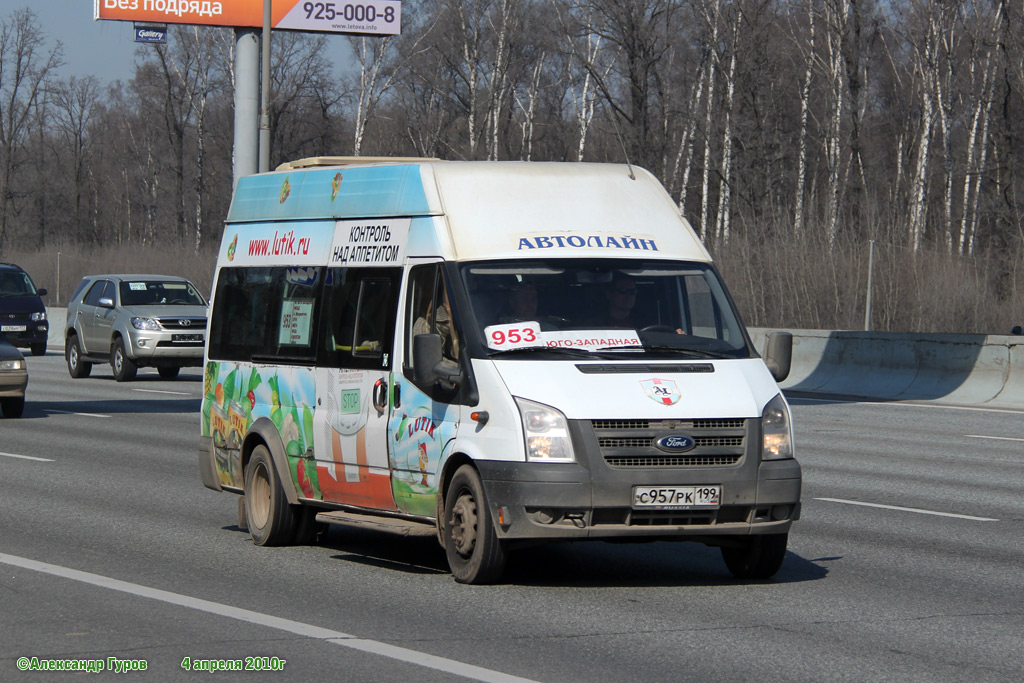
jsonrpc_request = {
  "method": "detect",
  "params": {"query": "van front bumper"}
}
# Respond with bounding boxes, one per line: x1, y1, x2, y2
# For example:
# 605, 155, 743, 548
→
475, 458, 801, 542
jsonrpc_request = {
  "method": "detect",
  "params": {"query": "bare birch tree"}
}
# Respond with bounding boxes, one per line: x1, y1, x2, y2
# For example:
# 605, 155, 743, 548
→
907, 4, 938, 251
792, 2, 815, 238
50, 76, 100, 244
0, 8, 60, 253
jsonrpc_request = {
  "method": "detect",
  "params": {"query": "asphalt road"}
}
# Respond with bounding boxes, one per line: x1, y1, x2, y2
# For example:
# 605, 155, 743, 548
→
2, 352, 1022, 682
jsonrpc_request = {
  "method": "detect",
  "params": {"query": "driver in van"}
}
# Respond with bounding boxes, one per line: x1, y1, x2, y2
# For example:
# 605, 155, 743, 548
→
498, 281, 539, 324
598, 273, 638, 328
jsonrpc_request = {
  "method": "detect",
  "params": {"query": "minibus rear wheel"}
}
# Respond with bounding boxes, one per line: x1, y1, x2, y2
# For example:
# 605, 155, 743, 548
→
443, 465, 506, 584
721, 533, 788, 580
244, 445, 296, 546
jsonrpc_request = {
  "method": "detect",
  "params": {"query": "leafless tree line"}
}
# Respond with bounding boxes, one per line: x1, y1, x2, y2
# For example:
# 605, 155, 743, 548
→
1, 1, 1022, 332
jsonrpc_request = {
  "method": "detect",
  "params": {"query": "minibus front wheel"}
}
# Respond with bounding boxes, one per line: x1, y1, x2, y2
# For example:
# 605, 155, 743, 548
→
244, 445, 296, 546
721, 533, 788, 580
443, 465, 507, 584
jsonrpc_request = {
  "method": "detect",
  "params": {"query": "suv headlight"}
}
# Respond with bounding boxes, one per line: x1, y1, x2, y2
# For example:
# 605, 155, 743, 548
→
762, 393, 794, 460
131, 317, 161, 331
30, 312, 46, 321
515, 397, 576, 463
0, 359, 25, 370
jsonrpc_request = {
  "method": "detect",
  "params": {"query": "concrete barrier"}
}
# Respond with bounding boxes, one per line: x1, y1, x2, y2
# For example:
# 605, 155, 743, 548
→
750, 328, 1024, 410
46, 307, 66, 352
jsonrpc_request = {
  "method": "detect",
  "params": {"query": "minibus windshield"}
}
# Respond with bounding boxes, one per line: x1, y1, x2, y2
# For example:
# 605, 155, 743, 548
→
459, 259, 752, 359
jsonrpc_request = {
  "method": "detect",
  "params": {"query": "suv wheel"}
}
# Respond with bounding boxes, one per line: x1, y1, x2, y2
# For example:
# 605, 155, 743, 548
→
111, 338, 138, 382
66, 335, 92, 378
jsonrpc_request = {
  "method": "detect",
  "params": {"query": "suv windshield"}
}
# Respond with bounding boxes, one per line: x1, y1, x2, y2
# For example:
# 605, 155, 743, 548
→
458, 258, 752, 360
118, 280, 206, 307
0, 269, 37, 296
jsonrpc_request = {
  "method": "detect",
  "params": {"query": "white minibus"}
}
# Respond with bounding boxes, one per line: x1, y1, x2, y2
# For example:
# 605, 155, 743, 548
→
198, 158, 800, 583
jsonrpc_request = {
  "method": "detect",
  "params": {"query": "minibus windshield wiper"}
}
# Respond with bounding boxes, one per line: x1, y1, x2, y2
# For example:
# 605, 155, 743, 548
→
487, 345, 596, 358
638, 345, 733, 359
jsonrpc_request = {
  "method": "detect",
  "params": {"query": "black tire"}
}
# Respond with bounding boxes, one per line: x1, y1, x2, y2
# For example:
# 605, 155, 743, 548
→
237, 495, 248, 532
110, 338, 138, 382
721, 533, 789, 579
30, 342, 46, 356
66, 335, 92, 378
443, 465, 507, 584
0, 396, 25, 418
292, 507, 326, 545
243, 445, 297, 546
157, 366, 181, 379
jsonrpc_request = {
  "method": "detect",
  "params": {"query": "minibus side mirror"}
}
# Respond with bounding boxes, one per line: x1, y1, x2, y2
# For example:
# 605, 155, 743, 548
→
412, 333, 463, 387
763, 331, 792, 383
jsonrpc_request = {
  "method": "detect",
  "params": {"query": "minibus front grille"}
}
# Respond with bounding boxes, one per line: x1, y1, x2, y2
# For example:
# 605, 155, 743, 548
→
604, 454, 742, 467
592, 419, 744, 431
591, 418, 748, 468
599, 436, 743, 449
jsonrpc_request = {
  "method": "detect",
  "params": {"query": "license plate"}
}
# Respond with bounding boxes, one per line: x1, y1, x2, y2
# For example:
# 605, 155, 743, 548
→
632, 485, 721, 509
172, 334, 203, 342
1, 325, 26, 332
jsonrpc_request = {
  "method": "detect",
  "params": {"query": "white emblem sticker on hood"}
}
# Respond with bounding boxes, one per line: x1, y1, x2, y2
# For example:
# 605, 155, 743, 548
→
640, 378, 681, 406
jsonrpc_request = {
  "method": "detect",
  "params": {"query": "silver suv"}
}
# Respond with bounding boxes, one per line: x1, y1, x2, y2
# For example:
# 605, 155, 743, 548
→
65, 274, 208, 381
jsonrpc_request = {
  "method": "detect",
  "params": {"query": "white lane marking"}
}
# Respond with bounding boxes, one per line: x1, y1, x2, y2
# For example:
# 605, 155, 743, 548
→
791, 396, 1024, 415
0, 552, 538, 683
815, 497, 998, 522
133, 388, 192, 396
965, 434, 1024, 442
42, 409, 110, 418
0, 451, 54, 462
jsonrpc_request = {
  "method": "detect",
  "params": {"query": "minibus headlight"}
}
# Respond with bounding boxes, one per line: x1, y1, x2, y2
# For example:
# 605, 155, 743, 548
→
515, 397, 576, 463
762, 394, 794, 460
131, 317, 161, 331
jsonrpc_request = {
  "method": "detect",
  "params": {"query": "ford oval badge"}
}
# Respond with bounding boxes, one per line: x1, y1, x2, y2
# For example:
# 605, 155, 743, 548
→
656, 435, 696, 453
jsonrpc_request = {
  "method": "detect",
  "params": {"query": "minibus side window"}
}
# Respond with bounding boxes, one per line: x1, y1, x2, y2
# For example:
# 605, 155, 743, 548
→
320, 267, 401, 369
209, 266, 322, 363
404, 264, 461, 400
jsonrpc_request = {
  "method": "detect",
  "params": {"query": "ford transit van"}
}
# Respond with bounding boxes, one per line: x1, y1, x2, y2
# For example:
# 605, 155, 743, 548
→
198, 158, 800, 583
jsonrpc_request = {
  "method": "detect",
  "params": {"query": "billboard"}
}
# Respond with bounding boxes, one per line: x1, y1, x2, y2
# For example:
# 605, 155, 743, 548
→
95, 0, 401, 35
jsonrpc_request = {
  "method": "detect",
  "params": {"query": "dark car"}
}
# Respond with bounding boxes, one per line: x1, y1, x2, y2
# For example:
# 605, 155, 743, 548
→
0, 330, 27, 418
0, 263, 49, 356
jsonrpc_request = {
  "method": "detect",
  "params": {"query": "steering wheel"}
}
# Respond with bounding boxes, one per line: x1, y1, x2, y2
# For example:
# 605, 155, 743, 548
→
168, 299, 188, 304
640, 324, 676, 333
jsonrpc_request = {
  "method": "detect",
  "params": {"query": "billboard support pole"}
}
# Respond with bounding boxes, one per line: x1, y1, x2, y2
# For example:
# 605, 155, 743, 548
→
259, 0, 272, 173
233, 28, 259, 187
